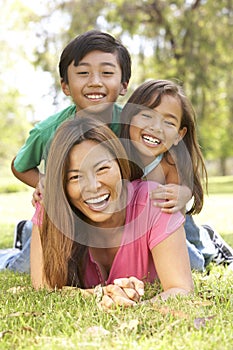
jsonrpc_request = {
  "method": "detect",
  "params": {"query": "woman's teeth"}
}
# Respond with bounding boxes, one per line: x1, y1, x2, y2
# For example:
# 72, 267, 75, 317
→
85, 194, 109, 205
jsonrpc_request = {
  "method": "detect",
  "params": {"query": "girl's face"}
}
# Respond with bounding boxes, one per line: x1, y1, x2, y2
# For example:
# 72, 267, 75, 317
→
66, 140, 123, 225
129, 94, 187, 165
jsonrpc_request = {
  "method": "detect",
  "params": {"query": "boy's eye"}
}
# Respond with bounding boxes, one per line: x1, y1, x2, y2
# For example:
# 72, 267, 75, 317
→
77, 71, 89, 75
102, 71, 114, 75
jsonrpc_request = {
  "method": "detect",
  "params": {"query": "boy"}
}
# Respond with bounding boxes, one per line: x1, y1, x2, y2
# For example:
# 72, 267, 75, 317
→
2, 30, 131, 273
11, 29, 131, 189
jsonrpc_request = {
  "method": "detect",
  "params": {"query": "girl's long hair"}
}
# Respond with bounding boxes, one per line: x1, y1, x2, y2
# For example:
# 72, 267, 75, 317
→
120, 79, 207, 214
40, 117, 131, 289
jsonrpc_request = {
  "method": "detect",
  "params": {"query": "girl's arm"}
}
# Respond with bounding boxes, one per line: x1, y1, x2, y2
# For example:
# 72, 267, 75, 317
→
150, 225, 194, 301
148, 160, 192, 213
150, 184, 192, 214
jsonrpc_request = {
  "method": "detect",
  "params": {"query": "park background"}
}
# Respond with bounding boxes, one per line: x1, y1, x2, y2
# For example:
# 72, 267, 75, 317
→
0, 1, 233, 349
1, 0, 232, 236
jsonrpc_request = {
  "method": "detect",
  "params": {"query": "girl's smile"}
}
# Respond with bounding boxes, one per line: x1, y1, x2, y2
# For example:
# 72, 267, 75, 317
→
129, 94, 187, 166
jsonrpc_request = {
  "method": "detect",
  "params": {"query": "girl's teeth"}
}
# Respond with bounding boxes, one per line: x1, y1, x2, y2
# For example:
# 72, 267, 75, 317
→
143, 135, 160, 144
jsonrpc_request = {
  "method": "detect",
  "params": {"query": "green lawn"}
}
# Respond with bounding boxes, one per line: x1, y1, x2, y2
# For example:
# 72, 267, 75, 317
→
0, 176, 233, 349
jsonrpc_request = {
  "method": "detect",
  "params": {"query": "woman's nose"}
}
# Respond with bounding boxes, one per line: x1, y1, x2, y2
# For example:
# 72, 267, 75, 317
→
83, 174, 101, 192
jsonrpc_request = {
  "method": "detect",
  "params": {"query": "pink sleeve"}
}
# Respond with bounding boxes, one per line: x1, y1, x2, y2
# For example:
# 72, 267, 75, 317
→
148, 210, 185, 250
31, 202, 43, 226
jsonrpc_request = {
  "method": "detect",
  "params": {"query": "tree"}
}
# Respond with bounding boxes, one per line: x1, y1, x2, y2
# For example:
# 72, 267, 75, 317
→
103, 0, 233, 173
1, 0, 232, 174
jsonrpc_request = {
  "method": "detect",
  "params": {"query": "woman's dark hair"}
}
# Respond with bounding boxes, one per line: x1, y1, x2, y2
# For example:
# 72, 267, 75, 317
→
40, 117, 131, 289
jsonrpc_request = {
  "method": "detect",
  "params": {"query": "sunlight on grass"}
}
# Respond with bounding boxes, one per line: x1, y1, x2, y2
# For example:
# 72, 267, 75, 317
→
0, 191, 34, 224
194, 194, 233, 236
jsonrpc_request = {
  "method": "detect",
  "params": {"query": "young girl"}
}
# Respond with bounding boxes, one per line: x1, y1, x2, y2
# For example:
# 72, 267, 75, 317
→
120, 79, 216, 271
30, 117, 193, 308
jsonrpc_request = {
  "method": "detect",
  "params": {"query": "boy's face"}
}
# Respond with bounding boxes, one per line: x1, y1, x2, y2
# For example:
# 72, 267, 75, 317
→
61, 50, 128, 113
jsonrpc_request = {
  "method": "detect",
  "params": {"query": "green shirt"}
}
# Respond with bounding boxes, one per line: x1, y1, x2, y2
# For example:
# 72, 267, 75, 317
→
14, 103, 122, 172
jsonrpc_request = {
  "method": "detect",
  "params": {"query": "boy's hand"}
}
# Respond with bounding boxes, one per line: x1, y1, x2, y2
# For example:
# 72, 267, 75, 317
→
150, 184, 192, 213
31, 175, 45, 206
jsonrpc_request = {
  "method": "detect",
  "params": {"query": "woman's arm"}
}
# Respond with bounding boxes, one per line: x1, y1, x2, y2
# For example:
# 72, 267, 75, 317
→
30, 226, 144, 307
30, 224, 44, 290
151, 225, 194, 301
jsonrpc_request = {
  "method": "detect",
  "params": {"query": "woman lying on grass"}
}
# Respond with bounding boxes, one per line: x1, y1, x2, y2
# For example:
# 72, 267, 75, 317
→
30, 117, 193, 308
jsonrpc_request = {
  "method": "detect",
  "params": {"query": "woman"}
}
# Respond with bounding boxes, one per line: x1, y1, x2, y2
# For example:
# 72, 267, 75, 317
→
31, 117, 193, 308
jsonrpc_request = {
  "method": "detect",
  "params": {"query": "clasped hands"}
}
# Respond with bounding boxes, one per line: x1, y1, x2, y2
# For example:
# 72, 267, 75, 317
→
82, 276, 145, 309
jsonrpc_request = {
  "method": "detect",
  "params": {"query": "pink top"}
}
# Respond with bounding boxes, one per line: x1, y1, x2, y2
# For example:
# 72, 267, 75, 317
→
32, 180, 185, 288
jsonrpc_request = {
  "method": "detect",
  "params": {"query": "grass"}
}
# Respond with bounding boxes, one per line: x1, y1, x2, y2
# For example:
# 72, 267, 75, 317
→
0, 176, 233, 349
0, 267, 233, 349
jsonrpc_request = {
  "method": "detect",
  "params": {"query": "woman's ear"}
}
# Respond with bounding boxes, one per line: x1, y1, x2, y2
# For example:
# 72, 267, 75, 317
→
174, 127, 187, 146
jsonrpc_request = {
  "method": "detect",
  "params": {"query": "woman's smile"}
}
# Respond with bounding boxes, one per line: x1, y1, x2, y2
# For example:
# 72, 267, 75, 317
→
84, 193, 110, 211
66, 139, 125, 225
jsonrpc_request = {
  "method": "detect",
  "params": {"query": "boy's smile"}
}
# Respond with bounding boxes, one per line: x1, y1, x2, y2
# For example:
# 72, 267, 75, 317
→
61, 50, 128, 113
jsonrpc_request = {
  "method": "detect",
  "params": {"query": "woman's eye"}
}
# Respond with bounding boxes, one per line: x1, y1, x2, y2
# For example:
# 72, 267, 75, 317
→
68, 174, 81, 182
98, 166, 110, 172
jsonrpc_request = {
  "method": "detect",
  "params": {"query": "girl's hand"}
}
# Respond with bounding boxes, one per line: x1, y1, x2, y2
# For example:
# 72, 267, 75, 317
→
150, 184, 192, 213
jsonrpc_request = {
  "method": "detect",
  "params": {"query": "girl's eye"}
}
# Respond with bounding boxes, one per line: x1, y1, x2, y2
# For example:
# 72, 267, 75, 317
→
164, 120, 176, 127
142, 113, 152, 119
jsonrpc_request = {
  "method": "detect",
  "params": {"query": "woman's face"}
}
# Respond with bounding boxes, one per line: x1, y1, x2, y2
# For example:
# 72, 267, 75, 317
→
129, 94, 187, 165
66, 140, 123, 225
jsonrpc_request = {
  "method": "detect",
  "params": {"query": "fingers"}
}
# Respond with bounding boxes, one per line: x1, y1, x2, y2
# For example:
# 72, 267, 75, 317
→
92, 277, 145, 310
101, 284, 136, 308
128, 276, 144, 296
113, 276, 144, 299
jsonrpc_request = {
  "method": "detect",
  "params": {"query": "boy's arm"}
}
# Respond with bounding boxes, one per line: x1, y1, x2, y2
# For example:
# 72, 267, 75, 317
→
11, 157, 40, 188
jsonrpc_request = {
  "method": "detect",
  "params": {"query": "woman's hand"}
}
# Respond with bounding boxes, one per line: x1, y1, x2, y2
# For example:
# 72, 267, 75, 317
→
95, 277, 144, 309
150, 184, 192, 213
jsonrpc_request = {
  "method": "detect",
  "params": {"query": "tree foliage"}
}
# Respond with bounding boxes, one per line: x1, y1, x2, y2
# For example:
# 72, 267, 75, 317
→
1, 0, 233, 174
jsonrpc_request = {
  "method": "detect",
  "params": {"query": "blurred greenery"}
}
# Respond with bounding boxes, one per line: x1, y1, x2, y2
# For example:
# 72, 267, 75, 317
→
207, 176, 233, 194
1, 0, 233, 176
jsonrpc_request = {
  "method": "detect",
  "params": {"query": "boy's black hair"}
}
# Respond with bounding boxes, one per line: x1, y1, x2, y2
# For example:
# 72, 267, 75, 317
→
59, 30, 131, 84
